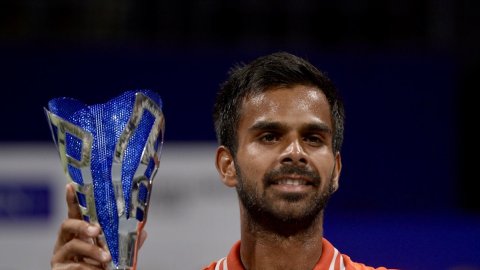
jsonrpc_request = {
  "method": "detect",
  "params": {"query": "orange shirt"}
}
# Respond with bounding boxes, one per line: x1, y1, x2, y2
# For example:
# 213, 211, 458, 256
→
203, 238, 393, 270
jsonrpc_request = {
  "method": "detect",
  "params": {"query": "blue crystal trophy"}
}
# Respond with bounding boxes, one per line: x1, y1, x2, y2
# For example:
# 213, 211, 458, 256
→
45, 90, 165, 270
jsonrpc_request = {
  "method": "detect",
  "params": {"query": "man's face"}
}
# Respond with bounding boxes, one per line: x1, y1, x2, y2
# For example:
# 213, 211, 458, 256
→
233, 85, 341, 224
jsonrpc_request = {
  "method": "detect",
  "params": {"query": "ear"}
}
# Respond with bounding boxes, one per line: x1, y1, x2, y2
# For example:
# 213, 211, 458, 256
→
331, 151, 342, 192
215, 146, 238, 187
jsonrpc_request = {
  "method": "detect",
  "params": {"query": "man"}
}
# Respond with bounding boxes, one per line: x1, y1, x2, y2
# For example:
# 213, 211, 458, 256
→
204, 52, 389, 270
50, 52, 391, 270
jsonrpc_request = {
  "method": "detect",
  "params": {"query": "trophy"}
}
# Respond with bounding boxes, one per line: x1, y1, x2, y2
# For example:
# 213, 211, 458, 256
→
45, 90, 165, 270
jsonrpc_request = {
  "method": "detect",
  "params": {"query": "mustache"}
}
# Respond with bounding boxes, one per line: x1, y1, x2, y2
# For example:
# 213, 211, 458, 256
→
264, 165, 321, 186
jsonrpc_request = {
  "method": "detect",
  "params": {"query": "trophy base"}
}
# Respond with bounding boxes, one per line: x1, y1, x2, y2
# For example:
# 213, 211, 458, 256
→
108, 264, 134, 270
109, 267, 133, 270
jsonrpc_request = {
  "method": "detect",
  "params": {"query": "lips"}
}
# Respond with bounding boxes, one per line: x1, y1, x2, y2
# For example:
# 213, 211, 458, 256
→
264, 166, 321, 188
269, 174, 318, 187
276, 179, 309, 186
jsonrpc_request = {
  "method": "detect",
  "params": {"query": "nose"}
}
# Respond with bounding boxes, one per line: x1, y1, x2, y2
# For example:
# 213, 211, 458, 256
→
280, 138, 308, 166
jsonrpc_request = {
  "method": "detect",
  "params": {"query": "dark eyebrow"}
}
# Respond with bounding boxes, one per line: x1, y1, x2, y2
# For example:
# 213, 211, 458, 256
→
248, 121, 332, 134
301, 123, 332, 135
249, 121, 287, 132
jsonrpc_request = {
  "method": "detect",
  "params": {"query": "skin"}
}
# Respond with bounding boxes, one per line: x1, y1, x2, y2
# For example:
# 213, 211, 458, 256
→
216, 85, 342, 270
50, 183, 146, 270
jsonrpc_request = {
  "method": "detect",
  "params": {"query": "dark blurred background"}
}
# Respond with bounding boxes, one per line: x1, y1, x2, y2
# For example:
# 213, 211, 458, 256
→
0, 1, 479, 269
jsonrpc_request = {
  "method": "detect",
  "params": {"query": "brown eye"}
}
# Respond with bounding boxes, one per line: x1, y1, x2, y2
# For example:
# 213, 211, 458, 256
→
260, 133, 279, 143
304, 135, 323, 146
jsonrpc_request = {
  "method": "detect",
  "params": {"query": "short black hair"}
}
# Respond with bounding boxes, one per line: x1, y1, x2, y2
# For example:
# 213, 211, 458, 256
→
213, 52, 345, 156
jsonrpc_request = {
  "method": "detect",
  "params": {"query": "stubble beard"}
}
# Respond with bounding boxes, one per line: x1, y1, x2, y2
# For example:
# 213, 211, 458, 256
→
235, 163, 336, 236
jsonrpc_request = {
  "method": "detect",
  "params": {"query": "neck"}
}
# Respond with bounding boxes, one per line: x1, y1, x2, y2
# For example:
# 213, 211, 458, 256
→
239, 206, 325, 270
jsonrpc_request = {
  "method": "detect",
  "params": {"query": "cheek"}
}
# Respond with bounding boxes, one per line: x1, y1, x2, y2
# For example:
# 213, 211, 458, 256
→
312, 156, 336, 181
237, 146, 273, 181
244, 141, 264, 155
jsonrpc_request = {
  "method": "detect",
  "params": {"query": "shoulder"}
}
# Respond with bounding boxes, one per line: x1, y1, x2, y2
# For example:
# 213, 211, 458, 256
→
202, 257, 227, 270
322, 238, 395, 270
202, 261, 216, 270
342, 254, 396, 270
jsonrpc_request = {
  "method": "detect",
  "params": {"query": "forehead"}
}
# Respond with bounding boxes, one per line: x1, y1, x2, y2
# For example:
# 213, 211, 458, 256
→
240, 85, 332, 127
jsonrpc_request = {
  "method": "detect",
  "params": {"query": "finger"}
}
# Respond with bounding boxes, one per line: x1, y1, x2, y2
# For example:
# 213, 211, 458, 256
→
52, 261, 105, 270
52, 238, 111, 265
54, 219, 101, 251
66, 183, 83, 220
83, 257, 103, 266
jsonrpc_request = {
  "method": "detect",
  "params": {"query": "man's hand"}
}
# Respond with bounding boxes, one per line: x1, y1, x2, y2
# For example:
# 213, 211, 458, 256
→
51, 183, 148, 270
51, 183, 111, 269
